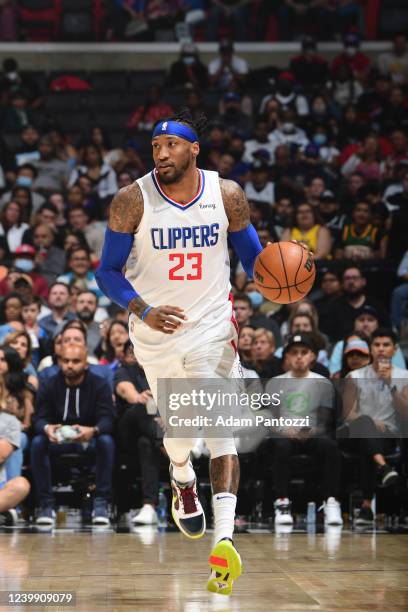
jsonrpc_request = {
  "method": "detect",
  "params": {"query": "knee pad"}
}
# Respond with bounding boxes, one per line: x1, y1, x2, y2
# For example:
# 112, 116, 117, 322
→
163, 436, 197, 464
205, 437, 237, 459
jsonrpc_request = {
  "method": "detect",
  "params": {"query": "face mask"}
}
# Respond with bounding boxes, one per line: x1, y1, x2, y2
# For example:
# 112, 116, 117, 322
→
279, 85, 292, 96
16, 175, 32, 188
313, 133, 327, 146
248, 291, 263, 309
282, 122, 295, 134
15, 259, 34, 272
6, 71, 18, 81
182, 56, 195, 65
346, 46, 357, 57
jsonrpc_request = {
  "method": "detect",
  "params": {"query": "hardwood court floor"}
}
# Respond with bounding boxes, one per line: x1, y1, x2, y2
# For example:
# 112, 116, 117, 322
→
0, 528, 407, 612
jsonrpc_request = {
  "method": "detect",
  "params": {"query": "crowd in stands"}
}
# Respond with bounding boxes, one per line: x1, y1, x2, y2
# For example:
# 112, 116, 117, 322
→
0, 0, 400, 43
0, 31, 407, 530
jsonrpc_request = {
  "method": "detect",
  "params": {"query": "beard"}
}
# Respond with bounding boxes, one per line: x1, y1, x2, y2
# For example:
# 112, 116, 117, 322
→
77, 310, 94, 322
156, 156, 191, 185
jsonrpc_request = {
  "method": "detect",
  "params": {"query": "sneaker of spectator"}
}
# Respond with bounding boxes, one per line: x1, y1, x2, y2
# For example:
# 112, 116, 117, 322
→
274, 498, 293, 525
320, 497, 343, 526
132, 504, 158, 525
92, 498, 110, 526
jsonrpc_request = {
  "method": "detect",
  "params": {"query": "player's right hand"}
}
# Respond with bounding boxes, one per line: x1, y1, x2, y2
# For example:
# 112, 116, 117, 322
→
144, 305, 187, 334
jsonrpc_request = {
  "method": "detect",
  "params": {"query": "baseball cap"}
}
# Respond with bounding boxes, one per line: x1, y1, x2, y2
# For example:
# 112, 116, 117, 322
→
354, 305, 379, 320
344, 338, 369, 355
224, 92, 241, 102
320, 190, 336, 202
283, 333, 315, 354
14, 244, 36, 257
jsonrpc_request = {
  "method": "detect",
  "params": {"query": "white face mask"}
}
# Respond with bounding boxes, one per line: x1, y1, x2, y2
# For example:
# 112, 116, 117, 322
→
15, 258, 34, 273
346, 46, 357, 57
282, 122, 295, 134
6, 71, 18, 80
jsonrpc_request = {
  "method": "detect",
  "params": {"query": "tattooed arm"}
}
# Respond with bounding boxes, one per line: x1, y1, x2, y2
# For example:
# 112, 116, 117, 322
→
97, 183, 186, 332
220, 178, 262, 277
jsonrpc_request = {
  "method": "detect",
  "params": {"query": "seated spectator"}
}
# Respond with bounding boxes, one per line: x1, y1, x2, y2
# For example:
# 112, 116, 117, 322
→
75, 290, 101, 358
68, 145, 118, 208
317, 191, 347, 244
115, 340, 160, 525
7, 245, 49, 299
3, 330, 38, 389
217, 92, 252, 137
343, 329, 408, 524
31, 344, 115, 526
37, 332, 62, 373
0, 58, 41, 106
87, 126, 122, 169
335, 201, 387, 260
329, 306, 406, 377
312, 269, 342, 328
383, 86, 408, 132
0, 293, 24, 343
281, 202, 331, 259
238, 325, 256, 372
0, 345, 34, 485
13, 125, 40, 167
2, 90, 33, 131
263, 333, 342, 526
166, 43, 208, 90
32, 136, 70, 195
38, 282, 75, 338
0, 409, 30, 526
244, 161, 275, 206
0, 164, 45, 214
112, 140, 146, 181
252, 328, 281, 378
208, 40, 249, 91
98, 320, 129, 372
378, 33, 408, 86
243, 117, 276, 166
31, 224, 65, 286
261, 72, 309, 118
330, 63, 363, 109
58, 247, 108, 308
341, 135, 386, 181
276, 311, 329, 369
289, 37, 329, 93
391, 250, 408, 333
233, 293, 282, 344
332, 33, 371, 84
21, 296, 49, 368
269, 109, 309, 151
47, 125, 78, 170
338, 335, 370, 378
127, 84, 173, 131
67, 206, 104, 258
0, 201, 29, 258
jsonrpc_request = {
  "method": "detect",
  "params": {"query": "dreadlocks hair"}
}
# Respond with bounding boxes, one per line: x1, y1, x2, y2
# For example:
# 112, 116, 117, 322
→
152, 107, 209, 138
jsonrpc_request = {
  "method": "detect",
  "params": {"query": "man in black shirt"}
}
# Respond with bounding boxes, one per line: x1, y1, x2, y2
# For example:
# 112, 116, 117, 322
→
115, 341, 161, 525
31, 344, 115, 527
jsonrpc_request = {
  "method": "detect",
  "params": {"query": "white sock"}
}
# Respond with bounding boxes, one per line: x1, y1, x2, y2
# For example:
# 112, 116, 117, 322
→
172, 461, 195, 485
213, 493, 237, 543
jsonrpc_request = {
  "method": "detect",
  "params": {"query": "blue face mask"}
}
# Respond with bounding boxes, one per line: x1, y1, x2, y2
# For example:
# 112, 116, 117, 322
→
313, 133, 327, 146
16, 175, 32, 188
248, 291, 263, 309
15, 258, 34, 273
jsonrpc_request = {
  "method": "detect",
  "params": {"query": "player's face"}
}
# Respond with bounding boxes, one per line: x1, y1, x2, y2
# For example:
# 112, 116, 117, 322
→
152, 135, 199, 184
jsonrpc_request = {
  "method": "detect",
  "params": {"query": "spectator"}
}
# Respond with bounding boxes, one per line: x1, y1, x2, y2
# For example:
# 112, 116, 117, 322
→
98, 320, 129, 372
343, 329, 408, 524
127, 84, 173, 131
313, 270, 342, 330
115, 340, 160, 524
237, 325, 256, 370
252, 328, 281, 378
87, 126, 122, 169
58, 247, 108, 307
0, 345, 34, 484
10, 244, 49, 299
289, 37, 329, 92
269, 108, 309, 151
32, 223, 65, 286
317, 191, 347, 244
233, 293, 282, 343
32, 136, 70, 194
218, 92, 252, 136
329, 305, 406, 377
68, 145, 118, 207
67, 206, 104, 258
261, 71, 309, 117
75, 290, 101, 358
38, 282, 75, 338
2, 90, 33, 131
21, 295, 49, 368
0, 292, 24, 343
208, 39, 249, 91
264, 333, 342, 526
205, 0, 249, 42
47, 126, 78, 170
338, 335, 370, 378
378, 33, 408, 86
0, 201, 29, 257
14, 125, 40, 167
272, 196, 294, 239
0, 58, 41, 106
31, 344, 115, 526
324, 268, 390, 342
281, 202, 331, 259
335, 201, 387, 260
243, 117, 276, 166
167, 43, 208, 90
244, 161, 275, 206
0, 410, 30, 527
330, 63, 364, 108
3, 330, 38, 389
332, 33, 371, 84
0, 164, 45, 214
276, 311, 329, 368
341, 135, 385, 180
390, 250, 408, 333
113, 140, 146, 180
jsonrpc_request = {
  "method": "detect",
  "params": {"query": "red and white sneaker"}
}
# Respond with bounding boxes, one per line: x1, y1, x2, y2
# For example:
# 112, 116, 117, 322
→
169, 463, 206, 539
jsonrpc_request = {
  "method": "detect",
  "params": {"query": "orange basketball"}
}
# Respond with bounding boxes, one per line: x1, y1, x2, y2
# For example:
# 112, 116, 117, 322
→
253, 241, 316, 304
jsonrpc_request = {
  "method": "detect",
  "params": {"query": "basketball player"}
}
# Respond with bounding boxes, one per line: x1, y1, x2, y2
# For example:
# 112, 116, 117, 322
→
96, 110, 263, 595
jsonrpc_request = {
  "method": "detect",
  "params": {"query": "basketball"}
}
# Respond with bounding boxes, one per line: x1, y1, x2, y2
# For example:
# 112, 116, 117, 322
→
253, 241, 316, 304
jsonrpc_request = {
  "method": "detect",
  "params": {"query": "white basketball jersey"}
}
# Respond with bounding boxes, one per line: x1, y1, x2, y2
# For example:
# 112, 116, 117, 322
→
125, 169, 232, 325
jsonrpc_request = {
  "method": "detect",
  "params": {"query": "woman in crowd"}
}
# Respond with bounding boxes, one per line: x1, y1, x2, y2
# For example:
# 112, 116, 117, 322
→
98, 320, 129, 372
339, 335, 371, 378
68, 144, 118, 206
0, 201, 29, 257
0, 293, 25, 344
3, 330, 38, 389
281, 203, 332, 259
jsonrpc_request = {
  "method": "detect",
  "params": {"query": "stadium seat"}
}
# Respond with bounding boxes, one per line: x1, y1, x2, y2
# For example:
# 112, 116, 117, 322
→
379, 0, 408, 37
128, 71, 166, 93
90, 72, 128, 93
45, 92, 81, 112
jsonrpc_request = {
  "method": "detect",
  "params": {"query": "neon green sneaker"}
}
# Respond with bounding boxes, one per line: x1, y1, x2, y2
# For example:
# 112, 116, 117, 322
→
207, 538, 242, 595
